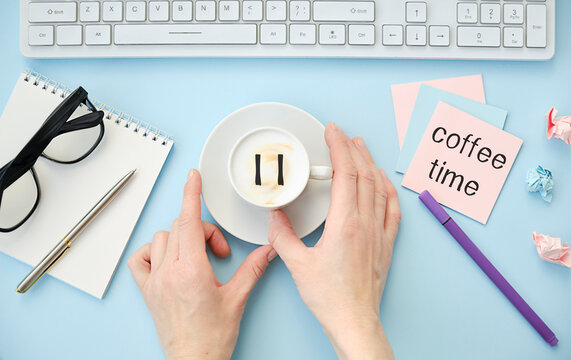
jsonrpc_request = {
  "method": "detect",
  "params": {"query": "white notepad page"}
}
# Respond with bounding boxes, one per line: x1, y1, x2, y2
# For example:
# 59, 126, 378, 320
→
0, 73, 173, 299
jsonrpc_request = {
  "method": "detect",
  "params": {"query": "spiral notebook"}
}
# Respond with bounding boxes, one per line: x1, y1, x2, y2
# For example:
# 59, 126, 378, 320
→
0, 72, 173, 299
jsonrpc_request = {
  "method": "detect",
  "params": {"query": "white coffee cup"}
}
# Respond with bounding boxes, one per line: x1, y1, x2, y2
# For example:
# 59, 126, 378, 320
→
228, 127, 332, 209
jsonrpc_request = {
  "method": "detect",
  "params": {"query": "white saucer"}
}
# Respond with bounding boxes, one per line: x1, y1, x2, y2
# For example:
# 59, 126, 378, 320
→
199, 103, 332, 245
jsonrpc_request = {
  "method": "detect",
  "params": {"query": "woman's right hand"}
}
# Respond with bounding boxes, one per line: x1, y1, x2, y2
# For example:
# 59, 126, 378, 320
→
268, 123, 401, 360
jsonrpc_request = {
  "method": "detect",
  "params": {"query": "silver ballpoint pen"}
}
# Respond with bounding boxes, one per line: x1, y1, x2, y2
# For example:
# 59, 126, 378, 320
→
16, 169, 137, 294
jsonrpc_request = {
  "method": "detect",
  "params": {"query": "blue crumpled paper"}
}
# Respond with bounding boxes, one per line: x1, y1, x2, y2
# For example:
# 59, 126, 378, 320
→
526, 165, 553, 203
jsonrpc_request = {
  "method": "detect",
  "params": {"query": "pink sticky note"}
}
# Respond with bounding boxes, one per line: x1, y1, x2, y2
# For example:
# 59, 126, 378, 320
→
391, 75, 486, 149
532, 232, 571, 268
402, 102, 522, 224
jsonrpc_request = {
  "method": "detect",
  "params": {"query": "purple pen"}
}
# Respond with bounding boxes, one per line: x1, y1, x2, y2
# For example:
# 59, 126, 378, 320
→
418, 190, 558, 346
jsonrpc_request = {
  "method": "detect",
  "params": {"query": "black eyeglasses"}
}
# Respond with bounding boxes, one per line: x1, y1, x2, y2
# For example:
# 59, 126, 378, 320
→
0, 87, 105, 233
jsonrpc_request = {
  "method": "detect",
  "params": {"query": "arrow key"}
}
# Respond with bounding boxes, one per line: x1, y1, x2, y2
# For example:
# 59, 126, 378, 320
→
429, 25, 449, 47
382, 25, 403, 46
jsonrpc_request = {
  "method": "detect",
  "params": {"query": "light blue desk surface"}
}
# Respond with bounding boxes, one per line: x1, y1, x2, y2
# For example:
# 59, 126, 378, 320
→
1, 2, 570, 359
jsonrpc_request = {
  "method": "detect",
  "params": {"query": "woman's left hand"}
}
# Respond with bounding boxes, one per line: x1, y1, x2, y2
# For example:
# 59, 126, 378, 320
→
128, 169, 276, 360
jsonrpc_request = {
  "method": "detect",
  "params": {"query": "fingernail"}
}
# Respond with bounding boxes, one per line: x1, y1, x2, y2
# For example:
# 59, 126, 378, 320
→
267, 249, 278, 262
329, 122, 337, 130
356, 137, 366, 148
187, 169, 194, 181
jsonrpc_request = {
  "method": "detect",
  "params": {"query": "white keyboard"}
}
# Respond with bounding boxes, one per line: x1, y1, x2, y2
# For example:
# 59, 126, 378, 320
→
20, 0, 555, 60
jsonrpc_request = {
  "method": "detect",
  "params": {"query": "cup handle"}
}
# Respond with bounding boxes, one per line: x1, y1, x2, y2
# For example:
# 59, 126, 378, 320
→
310, 166, 333, 180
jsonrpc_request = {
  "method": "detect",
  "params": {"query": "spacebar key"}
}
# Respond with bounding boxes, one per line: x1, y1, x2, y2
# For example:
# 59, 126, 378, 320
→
114, 24, 257, 45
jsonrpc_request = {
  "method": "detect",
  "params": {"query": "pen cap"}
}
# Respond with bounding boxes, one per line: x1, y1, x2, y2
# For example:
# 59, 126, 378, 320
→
419, 190, 450, 224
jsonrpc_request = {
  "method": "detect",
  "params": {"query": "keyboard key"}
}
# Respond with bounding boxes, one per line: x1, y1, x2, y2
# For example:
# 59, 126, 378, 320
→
406, 25, 426, 46
102, 2, 123, 22
196, 1, 216, 21
382, 25, 403, 46
115, 24, 257, 44
348, 25, 374, 45
266, 1, 287, 21
319, 24, 345, 44
80, 2, 101, 22
503, 4, 523, 25
260, 24, 286, 44
406, 2, 427, 23
29, 3, 77, 23
504, 27, 523, 48
526, 4, 547, 48
429, 25, 449, 47
85, 25, 111, 45
457, 3, 477, 24
290, 1, 310, 21
219, 1, 239, 21
57, 25, 82, 45
242, 1, 263, 21
28, 26, 54, 46
172, 1, 193, 21
126, 2, 146, 21
480, 3, 500, 24
290, 24, 316, 44
457, 26, 500, 47
149, 2, 170, 21
313, 2, 374, 22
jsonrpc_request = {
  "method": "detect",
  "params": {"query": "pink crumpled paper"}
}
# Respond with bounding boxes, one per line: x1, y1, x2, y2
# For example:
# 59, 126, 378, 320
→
532, 232, 571, 268
546, 107, 571, 145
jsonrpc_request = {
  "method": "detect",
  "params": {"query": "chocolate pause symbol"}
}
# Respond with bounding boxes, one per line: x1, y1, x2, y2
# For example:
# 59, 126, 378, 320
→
255, 154, 284, 186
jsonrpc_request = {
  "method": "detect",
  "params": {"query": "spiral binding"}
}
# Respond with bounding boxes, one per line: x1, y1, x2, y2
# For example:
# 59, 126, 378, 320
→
24, 70, 172, 146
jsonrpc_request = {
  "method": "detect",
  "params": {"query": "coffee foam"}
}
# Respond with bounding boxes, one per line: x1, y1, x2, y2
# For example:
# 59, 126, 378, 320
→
230, 128, 309, 207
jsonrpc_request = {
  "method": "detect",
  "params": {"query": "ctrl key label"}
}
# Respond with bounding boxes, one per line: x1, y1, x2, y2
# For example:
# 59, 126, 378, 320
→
348, 25, 375, 45
402, 101, 522, 224
29, 26, 54, 45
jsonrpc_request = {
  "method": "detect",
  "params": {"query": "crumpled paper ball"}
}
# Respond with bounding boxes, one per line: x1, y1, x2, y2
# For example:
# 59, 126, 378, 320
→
526, 165, 553, 203
532, 233, 571, 268
546, 107, 571, 145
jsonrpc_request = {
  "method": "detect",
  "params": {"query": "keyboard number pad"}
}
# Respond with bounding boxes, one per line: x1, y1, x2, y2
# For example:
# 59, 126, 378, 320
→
504, 4, 524, 25
504, 27, 523, 48
480, 3, 500, 24
457, 3, 477, 24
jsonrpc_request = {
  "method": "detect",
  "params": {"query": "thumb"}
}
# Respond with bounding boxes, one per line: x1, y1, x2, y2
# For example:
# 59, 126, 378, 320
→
268, 210, 306, 265
225, 245, 274, 299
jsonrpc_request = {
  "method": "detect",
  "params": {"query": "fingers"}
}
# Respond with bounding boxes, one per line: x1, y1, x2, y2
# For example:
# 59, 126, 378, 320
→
128, 243, 151, 291
150, 231, 169, 271
325, 123, 357, 212
177, 169, 207, 261
380, 170, 401, 243
224, 245, 275, 299
268, 210, 306, 265
203, 221, 231, 258
352, 137, 389, 225
165, 219, 180, 260
349, 137, 376, 217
